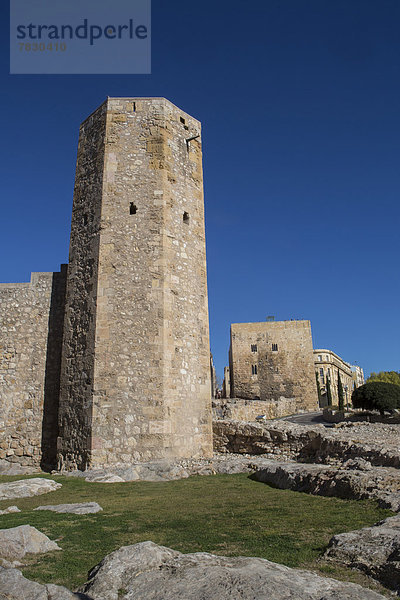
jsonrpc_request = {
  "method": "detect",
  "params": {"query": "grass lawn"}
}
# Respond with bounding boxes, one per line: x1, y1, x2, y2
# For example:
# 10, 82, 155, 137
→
0, 472, 394, 594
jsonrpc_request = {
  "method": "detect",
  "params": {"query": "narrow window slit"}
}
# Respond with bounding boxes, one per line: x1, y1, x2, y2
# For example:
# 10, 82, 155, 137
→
183, 211, 189, 224
130, 203, 137, 215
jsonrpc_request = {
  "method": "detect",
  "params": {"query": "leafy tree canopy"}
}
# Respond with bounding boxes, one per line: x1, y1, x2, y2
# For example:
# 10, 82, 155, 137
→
367, 371, 400, 386
352, 381, 400, 415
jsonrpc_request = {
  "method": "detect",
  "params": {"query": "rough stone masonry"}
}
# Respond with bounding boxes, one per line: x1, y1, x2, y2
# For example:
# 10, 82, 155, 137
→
0, 98, 213, 471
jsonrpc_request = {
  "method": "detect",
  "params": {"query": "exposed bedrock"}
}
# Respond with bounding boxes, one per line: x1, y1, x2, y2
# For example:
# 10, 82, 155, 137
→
213, 419, 400, 468
251, 459, 400, 511
79, 541, 388, 600
324, 514, 400, 593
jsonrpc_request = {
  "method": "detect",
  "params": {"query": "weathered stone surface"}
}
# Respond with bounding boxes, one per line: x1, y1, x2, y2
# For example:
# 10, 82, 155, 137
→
0, 506, 20, 515
0, 478, 61, 500
58, 98, 212, 471
0, 267, 67, 471
63, 455, 271, 483
0, 567, 84, 600
79, 540, 386, 599
34, 502, 102, 514
85, 474, 126, 483
0, 525, 61, 560
252, 459, 400, 511
0, 462, 39, 476
229, 320, 318, 413
213, 419, 400, 468
324, 514, 400, 592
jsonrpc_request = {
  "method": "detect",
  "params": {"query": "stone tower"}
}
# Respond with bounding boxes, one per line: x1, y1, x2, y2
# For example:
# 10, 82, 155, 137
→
58, 98, 212, 469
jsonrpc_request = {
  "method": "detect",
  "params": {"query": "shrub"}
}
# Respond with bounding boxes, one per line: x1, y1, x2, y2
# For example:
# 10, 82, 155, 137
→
352, 382, 400, 415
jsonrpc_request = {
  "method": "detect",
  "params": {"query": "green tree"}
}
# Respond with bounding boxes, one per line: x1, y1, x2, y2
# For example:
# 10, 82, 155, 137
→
367, 371, 400, 386
315, 371, 322, 406
326, 376, 332, 407
337, 371, 344, 411
352, 382, 400, 416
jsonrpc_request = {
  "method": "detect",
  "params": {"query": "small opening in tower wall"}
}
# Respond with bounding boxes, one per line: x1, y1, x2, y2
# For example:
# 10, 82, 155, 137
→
272, 343, 278, 351
251, 364, 258, 376
130, 203, 137, 215
183, 211, 189, 224
180, 116, 186, 125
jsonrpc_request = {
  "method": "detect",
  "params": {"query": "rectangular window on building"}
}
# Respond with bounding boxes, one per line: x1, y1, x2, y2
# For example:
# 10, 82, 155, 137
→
251, 344, 257, 352
318, 355, 322, 361
251, 364, 258, 375
272, 343, 278, 351
319, 368, 325, 383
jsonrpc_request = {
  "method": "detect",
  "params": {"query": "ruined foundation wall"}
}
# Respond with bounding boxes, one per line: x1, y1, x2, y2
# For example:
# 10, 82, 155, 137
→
0, 268, 66, 469
213, 397, 297, 422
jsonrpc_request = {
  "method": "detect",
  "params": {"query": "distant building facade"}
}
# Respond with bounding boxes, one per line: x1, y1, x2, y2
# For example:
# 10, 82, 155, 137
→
229, 320, 318, 415
351, 365, 365, 388
314, 349, 354, 407
222, 366, 230, 399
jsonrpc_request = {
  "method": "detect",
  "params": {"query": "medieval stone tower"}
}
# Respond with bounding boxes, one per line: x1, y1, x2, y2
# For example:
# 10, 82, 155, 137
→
57, 98, 212, 469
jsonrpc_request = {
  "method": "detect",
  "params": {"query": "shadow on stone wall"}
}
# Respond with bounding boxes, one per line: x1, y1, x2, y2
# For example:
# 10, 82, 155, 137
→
41, 265, 68, 471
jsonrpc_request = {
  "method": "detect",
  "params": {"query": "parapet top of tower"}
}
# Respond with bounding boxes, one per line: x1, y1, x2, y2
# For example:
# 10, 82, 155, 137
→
231, 319, 311, 329
81, 96, 201, 129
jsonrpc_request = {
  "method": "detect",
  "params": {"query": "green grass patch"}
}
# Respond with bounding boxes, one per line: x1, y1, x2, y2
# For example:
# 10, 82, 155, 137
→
0, 472, 393, 593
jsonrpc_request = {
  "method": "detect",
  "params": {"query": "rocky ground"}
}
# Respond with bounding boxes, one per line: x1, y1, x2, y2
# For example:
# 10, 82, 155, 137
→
324, 514, 400, 593
0, 540, 391, 600
213, 419, 400, 467
1, 419, 400, 597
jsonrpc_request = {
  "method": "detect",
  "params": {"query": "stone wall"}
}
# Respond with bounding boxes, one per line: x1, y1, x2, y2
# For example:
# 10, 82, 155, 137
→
0, 268, 67, 469
213, 397, 296, 421
229, 320, 318, 413
58, 101, 107, 470
58, 97, 212, 469
213, 419, 400, 468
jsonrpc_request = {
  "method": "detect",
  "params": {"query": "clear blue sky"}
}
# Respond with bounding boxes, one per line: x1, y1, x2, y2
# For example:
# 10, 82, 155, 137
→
1, 0, 399, 380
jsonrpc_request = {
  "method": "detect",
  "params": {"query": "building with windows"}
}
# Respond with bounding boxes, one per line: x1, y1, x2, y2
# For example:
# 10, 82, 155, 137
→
314, 349, 354, 408
228, 320, 318, 416
351, 364, 365, 388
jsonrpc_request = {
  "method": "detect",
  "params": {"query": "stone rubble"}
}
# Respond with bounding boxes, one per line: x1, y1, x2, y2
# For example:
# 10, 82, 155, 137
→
0, 477, 61, 500
62, 455, 271, 483
0, 506, 20, 515
0, 524, 61, 560
324, 514, 400, 593
34, 502, 103, 514
213, 419, 400, 467
0, 566, 85, 600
